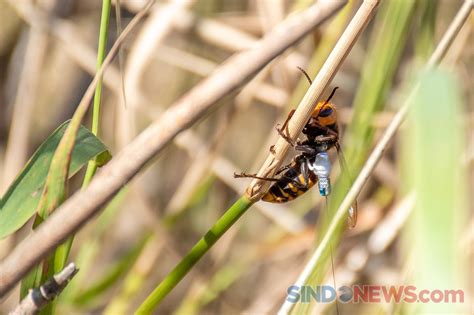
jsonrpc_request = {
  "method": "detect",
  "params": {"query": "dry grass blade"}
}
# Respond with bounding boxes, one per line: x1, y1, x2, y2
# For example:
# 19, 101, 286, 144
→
0, 0, 347, 297
324, 0, 473, 248
246, 0, 380, 200
278, 1, 472, 313
10, 2, 301, 232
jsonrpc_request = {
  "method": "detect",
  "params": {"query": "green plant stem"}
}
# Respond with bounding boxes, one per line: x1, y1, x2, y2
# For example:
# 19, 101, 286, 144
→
135, 196, 253, 314
54, 0, 111, 274
19, 1, 112, 306
83, 0, 112, 186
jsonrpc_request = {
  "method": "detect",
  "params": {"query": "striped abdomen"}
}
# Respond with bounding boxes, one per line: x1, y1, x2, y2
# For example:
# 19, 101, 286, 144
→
262, 160, 317, 203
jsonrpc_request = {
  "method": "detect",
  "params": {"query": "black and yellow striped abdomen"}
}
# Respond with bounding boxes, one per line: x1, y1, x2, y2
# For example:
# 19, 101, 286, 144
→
262, 159, 317, 203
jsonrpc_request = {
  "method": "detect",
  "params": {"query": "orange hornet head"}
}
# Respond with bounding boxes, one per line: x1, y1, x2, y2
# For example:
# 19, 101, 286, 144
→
304, 87, 340, 137
311, 101, 337, 129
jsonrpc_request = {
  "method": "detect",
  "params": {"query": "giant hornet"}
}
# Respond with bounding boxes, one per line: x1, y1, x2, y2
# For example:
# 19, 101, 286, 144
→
234, 69, 357, 227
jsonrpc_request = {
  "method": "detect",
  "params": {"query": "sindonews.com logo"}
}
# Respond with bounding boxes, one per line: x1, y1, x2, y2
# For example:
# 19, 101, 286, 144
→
286, 285, 465, 304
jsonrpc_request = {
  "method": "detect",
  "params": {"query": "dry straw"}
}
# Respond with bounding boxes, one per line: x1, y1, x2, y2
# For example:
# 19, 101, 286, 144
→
0, 0, 347, 297
278, 0, 473, 313
246, 0, 380, 201
8, 0, 302, 232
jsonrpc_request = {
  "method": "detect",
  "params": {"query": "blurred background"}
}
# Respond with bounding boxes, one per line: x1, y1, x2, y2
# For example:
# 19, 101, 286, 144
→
0, 0, 472, 314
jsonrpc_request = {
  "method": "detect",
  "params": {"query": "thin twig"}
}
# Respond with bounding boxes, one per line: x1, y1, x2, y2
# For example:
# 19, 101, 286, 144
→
10, 263, 78, 315
121, 0, 301, 231
0, 0, 347, 297
154, 44, 289, 107
9, 1, 300, 231
428, 0, 473, 66
8, 4, 289, 110
278, 1, 472, 313
246, 0, 379, 201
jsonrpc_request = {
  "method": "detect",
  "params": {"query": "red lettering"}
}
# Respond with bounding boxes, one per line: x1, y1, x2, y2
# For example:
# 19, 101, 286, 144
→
430, 290, 443, 303
353, 285, 369, 303
381, 286, 404, 303
419, 289, 430, 303
403, 285, 417, 303
444, 289, 464, 303
369, 285, 381, 303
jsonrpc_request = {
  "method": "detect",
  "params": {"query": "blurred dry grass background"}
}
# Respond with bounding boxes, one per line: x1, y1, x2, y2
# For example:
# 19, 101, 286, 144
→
0, 0, 472, 314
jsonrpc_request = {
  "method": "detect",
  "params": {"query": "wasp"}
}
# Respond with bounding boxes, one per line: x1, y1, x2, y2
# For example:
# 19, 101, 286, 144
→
234, 68, 357, 227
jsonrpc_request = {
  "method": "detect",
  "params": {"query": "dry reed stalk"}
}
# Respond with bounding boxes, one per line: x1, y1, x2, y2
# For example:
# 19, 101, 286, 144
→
10, 2, 290, 109
313, 0, 473, 258
139, 44, 289, 107
278, 1, 472, 313
8, 0, 302, 231
124, 2, 302, 230
188, 14, 307, 81
0, 0, 347, 297
246, 0, 380, 201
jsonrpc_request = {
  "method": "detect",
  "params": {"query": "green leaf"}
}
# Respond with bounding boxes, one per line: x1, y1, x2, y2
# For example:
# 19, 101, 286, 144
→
402, 69, 468, 314
345, 0, 416, 170
0, 120, 111, 239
